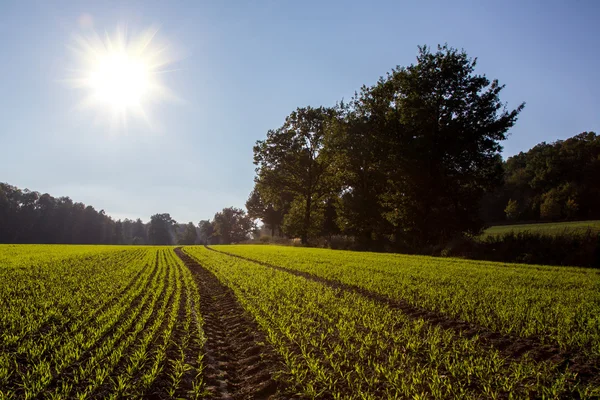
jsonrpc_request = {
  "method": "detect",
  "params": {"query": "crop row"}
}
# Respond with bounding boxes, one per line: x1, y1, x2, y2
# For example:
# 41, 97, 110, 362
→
215, 245, 600, 357
0, 245, 205, 399
185, 246, 599, 399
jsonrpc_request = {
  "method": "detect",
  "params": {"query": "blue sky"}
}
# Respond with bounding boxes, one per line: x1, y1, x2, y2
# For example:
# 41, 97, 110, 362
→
1, 0, 598, 223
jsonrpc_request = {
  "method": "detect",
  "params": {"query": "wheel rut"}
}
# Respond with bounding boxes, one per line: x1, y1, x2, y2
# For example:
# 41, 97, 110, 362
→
174, 248, 290, 400
207, 246, 600, 387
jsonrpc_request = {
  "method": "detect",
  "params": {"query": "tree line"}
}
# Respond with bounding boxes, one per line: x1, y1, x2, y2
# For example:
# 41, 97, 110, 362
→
481, 131, 600, 223
0, 182, 255, 245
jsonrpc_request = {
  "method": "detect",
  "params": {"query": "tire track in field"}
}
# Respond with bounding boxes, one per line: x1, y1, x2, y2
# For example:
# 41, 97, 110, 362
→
207, 246, 600, 387
175, 248, 289, 400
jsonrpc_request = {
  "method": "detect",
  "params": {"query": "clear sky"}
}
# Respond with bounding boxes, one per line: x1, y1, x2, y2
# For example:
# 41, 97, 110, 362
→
1, 0, 598, 224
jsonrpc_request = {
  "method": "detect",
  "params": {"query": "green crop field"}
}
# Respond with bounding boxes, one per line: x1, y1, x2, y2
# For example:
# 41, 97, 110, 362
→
0, 245, 205, 399
482, 220, 600, 237
1, 244, 599, 399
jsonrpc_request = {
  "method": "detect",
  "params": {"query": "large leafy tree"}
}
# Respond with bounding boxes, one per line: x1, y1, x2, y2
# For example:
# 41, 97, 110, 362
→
252, 106, 340, 244
197, 220, 215, 244
148, 213, 177, 245
334, 45, 524, 247
327, 96, 394, 249
212, 207, 255, 244
178, 222, 198, 245
245, 188, 285, 237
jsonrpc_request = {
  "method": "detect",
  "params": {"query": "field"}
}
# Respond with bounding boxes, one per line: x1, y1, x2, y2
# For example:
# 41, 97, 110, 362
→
482, 220, 600, 237
1, 245, 599, 398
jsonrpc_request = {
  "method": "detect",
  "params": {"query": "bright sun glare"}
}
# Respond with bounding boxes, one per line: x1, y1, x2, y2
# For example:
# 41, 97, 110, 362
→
68, 24, 177, 130
89, 51, 150, 109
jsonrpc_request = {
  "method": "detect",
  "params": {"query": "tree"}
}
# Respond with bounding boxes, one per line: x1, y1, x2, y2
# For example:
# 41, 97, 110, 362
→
113, 220, 124, 244
501, 132, 600, 222
253, 106, 340, 244
178, 222, 198, 245
148, 213, 177, 245
197, 220, 215, 245
504, 199, 520, 221
245, 188, 285, 237
327, 96, 394, 249
372, 45, 523, 246
212, 207, 255, 244
132, 218, 147, 244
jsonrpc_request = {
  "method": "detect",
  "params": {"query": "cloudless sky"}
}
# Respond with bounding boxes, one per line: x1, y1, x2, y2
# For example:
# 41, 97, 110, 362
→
1, 0, 599, 223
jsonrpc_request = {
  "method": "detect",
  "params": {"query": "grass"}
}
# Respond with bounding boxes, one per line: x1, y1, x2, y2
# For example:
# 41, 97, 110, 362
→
482, 220, 600, 237
215, 244, 600, 356
190, 245, 600, 398
0, 245, 205, 399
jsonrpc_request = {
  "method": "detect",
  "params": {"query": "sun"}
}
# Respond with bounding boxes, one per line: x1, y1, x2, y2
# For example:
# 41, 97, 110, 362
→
67, 25, 177, 130
89, 50, 150, 109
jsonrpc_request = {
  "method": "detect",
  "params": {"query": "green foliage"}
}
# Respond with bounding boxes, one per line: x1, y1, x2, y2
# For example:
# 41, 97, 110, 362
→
540, 189, 562, 220
245, 188, 285, 237
211, 207, 255, 244
504, 198, 519, 220
178, 222, 198, 245
148, 213, 177, 245
483, 220, 600, 237
372, 44, 523, 245
499, 131, 600, 222
252, 106, 341, 244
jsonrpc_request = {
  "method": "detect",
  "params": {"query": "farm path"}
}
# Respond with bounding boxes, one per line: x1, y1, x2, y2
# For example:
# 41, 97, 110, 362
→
208, 246, 600, 386
174, 248, 289, 400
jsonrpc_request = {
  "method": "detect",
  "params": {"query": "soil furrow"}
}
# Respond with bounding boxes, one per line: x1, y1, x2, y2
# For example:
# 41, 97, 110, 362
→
174, 248, 289, 400
207, 246, 600, 386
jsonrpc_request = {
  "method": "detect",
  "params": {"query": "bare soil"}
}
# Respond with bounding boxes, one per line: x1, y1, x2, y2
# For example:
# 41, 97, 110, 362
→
175, 248, 294, 399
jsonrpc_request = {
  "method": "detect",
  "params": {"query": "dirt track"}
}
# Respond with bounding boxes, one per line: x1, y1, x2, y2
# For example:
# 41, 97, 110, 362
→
174, 248, 290, 400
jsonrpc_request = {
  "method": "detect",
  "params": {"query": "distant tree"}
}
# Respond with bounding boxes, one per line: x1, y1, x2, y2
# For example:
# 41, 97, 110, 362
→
148, 213, 177, 245
132, 218, 148, 244
113, 220, 124, 244
178, 222, 198, 245
502, 132, 600, 222
245, 188, 285, 237
253, 106, 340, 244
565, 198, 579, 219
504, 199, 520, 221
212, 207, 255, 244
197, 220, 215, 245
540, 190, 562, 220
0, 182, 118, 244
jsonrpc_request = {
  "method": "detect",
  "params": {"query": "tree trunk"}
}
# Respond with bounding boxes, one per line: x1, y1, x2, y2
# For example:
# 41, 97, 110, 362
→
301, 195, 311, 245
